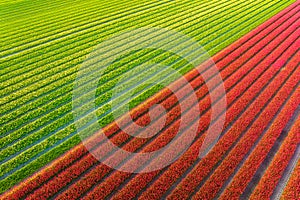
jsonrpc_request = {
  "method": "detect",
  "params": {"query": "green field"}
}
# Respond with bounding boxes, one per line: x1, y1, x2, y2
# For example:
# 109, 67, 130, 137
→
0, 0, 295, 193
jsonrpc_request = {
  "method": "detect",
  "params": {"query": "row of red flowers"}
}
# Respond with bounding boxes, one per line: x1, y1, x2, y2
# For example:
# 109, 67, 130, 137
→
196, 54, 300, 199
281, 153, 300, 200
219, 52, 300, 199
250, 107, 300, 199
220, 74, 296, 199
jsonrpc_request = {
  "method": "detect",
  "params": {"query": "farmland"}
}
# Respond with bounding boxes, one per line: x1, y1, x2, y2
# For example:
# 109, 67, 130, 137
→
1, 0, 299, 199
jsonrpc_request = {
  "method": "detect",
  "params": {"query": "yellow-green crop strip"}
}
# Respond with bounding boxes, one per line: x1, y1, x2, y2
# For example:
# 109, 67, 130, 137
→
0, 0, 295, 194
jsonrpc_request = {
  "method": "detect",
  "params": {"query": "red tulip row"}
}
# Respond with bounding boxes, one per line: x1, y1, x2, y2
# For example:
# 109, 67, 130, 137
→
194, 57, 299, 199
249, 112, 300, 199
141, 34, 300, 200
2, 2, 299, 199
281, 156, 300, 200
219, 75, 300, 200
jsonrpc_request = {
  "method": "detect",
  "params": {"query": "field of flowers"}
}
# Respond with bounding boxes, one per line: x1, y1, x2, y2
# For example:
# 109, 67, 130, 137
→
1, 0, 299, 199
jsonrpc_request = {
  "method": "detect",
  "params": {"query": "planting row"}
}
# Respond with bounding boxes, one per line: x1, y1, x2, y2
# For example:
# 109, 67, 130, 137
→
219, 74, 300, 199
250, 108, 300, 199
281, 155, 300, 200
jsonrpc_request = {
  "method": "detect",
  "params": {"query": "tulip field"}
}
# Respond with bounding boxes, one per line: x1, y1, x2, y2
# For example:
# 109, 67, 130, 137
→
1, 0, 299, 199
